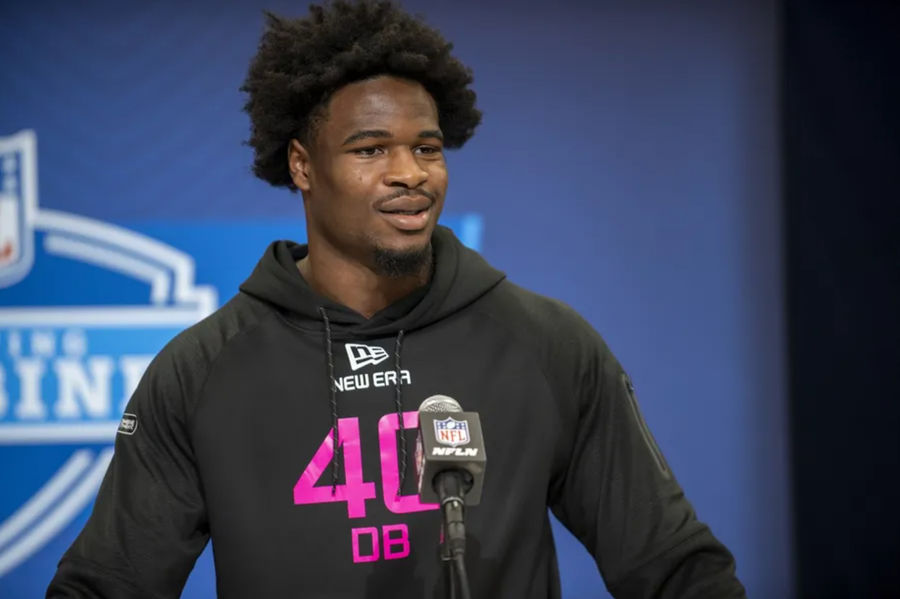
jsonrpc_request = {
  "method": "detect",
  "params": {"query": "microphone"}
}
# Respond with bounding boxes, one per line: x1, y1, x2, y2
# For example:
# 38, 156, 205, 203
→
415, 395, 487, 506
416, 395, 484, 597
415, 395, 486, 567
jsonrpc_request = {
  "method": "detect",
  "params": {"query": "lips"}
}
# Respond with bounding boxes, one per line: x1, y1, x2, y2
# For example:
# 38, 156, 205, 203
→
376, 195, 433, 232
377, 194, 432, 214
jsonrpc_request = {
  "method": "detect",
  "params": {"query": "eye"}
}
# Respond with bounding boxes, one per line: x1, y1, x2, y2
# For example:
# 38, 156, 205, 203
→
351, 146, 383, 157
414, 145, 442, 156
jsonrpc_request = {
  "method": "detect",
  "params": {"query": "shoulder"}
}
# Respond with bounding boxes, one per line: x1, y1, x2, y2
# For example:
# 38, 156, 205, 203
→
482, 280, 610, 346
477, 280, 618, 378
163, 292, 270, 366
133, 292, 272, 415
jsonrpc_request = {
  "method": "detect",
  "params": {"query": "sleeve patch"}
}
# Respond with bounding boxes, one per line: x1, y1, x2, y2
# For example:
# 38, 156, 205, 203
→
117, 413, 138, 436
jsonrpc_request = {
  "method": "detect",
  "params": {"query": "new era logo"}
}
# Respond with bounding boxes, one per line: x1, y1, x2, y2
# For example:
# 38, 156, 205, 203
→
345, 343, 389, 371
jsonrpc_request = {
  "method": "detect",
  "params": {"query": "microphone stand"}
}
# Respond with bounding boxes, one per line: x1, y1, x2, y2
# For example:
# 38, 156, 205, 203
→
436, 472, 472, 599
440, 527, 456, 599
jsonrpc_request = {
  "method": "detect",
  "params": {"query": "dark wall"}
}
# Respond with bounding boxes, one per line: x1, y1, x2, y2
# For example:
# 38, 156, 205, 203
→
784, 1, 900, 597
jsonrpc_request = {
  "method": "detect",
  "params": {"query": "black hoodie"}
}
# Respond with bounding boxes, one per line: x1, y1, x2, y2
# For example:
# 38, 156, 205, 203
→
48, 226, 745, 598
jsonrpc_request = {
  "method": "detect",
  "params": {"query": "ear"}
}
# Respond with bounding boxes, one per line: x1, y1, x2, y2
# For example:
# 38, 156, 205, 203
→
288, 139, 313, 192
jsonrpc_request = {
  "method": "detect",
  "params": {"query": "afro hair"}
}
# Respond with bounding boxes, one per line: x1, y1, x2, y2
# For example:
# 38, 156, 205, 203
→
241, 0, 482, 190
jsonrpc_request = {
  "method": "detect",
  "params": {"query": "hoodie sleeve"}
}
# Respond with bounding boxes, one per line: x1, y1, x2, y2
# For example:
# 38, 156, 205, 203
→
547, 322, 746, 598
46, 344, 209, 599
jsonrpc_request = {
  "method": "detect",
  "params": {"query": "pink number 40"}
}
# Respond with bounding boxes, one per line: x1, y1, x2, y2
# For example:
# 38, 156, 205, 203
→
293, 410, 439, 518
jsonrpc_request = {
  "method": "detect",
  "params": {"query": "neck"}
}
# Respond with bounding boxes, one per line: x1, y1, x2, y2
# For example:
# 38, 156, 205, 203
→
297, 245, 432, 319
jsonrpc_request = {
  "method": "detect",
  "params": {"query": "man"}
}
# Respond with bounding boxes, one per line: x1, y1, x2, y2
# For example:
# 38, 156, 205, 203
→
48, 1, 745, 597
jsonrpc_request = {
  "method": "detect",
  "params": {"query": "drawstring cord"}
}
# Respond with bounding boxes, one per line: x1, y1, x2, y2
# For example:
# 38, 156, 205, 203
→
320, 306, 408, 496
393, 330, 407, 496
318, 307, 341, 495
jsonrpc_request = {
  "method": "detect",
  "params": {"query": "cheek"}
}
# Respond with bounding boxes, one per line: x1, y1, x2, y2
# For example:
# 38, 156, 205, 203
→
341, 163, 377, 191
322, 172, 381, 226
430, 164, 449, 194
320, 163, 372, 200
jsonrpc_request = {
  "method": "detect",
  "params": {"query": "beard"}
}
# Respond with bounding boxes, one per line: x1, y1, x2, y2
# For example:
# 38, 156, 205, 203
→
372, 241, 433, 278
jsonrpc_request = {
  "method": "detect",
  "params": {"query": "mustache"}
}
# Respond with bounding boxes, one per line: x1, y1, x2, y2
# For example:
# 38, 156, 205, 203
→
377, 187, 438, 204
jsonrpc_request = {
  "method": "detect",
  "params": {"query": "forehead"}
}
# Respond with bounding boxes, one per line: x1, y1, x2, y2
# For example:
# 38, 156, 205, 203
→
321, 76, 440, 138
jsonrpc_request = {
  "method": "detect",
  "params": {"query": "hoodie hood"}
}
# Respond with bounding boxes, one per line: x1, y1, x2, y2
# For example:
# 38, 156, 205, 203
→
239, 226, 505, 337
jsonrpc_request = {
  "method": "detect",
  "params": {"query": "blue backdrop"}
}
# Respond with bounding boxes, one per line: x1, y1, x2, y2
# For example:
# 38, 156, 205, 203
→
0, 1, 791, 597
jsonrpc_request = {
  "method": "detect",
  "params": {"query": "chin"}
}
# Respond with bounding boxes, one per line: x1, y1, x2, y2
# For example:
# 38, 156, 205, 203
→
371, 240, 433, 278
376, 225, 434, 252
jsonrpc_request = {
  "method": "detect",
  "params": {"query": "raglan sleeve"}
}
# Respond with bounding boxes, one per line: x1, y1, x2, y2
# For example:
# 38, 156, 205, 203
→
547, 321, 746, 598
46, 342, 209, 598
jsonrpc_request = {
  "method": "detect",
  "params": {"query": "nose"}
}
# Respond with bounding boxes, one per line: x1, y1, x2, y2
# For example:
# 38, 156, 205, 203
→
383, 147, 428, 188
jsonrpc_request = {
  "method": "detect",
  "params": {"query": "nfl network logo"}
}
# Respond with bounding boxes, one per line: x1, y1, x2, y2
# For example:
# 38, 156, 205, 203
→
434, 417, 470, 447
0, 130, 216, 579
345, 343, 389, 371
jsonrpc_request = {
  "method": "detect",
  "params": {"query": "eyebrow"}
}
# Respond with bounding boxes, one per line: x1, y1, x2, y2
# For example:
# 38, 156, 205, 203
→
341, 129, 444, 146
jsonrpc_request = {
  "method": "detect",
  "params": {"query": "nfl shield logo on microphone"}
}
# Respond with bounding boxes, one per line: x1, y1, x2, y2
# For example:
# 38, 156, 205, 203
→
434, 417, 470, 447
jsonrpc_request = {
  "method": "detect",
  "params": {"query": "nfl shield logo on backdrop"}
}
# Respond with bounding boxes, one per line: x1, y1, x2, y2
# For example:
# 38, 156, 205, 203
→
0, 130, 37, 288
434, 417, 470, 447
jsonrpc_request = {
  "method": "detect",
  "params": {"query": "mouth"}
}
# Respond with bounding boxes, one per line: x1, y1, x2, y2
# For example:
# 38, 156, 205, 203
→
377, 205, 432, 231
376, 195, 434, 232
380, 208, 428, 216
